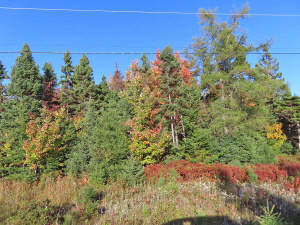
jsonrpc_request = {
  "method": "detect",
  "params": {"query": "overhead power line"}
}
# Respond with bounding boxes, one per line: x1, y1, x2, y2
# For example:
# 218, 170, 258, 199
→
0, 51, 300, 55
0, 6, 300, 17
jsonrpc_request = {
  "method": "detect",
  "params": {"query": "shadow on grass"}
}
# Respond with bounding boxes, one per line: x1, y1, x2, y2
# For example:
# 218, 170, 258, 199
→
163, 215, 251, 225
219, 182, 300, 225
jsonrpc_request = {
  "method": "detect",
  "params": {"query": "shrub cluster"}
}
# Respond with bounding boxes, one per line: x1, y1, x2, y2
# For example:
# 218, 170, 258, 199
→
145, 160, 300, 191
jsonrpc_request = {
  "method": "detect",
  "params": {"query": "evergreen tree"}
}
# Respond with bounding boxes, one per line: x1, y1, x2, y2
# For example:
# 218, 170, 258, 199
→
70, 54, 95, 114
139, 54, 151, 75
42, 62, 59, 111
0, 43, 43, 179
7, 43, 43, 98
273, 95, 300, 151
109, 63, 124, 91
185, 5, 287, 163
60, 51, 74, 112
66, 97, 132, 183
0, 61, 7, 107
256, 43, 283, 80
159, 46, 186, 147
93, 76, 111, 110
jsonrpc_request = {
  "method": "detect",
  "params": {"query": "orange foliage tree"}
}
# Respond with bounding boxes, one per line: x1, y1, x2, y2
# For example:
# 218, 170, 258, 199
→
23, 107, 74, 173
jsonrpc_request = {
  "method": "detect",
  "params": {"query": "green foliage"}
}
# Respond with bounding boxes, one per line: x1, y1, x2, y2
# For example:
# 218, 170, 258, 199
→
79, 186, 98, 204
280, 141, 296, 155
60, 50, 74, 112
70, 54, 95, 114
256, 204, 289, 225
43, 62, 57, 84
248, 168, 258, 183
0, 60, 7, 105
158, 169, 179, 194
7, 43, 43, 98
78, 186, 99, 219
209, 133, 275, 164
118, 157, 145, 186
5, 200, 58, 225
89, 161, 110, 185
0, 3, 297, 186
67, 97, 132, 182
0, 44, 44, 180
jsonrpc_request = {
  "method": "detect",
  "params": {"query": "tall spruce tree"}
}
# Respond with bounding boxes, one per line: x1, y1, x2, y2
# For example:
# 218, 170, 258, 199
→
60, 51, 74, 112
0, 43, 43, 179
8, 43, 43, 98
70, 54, 95, 114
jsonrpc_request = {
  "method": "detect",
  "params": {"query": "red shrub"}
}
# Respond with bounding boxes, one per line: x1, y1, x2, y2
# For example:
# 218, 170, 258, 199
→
216, 164, 248, 184
253, 164, 287, 182
144, 160, 300, 192
278, 160, 300, 177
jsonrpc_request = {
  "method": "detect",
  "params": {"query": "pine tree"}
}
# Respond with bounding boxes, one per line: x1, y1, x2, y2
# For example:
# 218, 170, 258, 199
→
257, 43, 283, 80
70, 54, 95, 114
60, 51, 74, 112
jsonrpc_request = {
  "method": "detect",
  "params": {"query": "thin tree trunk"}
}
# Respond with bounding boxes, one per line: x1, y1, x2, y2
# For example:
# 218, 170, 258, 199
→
170, 119, 175, 145
175, 128, 179, 146
169, 94, 175, 145
180, 115, 186, 139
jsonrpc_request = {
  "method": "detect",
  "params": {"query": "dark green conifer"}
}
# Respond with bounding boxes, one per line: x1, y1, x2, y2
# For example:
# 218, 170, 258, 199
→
0, 43, 43, 180
70, 54, 95, 114
60, 51, 74, 112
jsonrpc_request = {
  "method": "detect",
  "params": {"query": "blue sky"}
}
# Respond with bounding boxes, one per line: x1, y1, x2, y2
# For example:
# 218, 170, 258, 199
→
0, 0, 299, 95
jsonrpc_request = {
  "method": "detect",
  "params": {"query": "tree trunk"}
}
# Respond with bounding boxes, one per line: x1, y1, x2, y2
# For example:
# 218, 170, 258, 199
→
180, 115, 186, 139
169, 94, 176, 145
175, 128, 179, 147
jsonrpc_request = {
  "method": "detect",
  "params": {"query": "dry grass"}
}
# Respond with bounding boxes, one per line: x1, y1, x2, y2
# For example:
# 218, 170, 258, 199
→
0, 176, 299, 225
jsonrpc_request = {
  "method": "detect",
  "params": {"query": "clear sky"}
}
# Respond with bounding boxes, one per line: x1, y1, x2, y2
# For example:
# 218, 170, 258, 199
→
0, 0, 299, 95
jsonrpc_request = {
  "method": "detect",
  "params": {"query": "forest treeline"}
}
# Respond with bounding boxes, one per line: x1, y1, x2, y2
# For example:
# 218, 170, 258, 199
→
0, 6, 299, 184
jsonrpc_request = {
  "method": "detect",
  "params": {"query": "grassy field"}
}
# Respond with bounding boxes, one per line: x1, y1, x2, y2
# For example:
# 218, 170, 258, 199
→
0, 174, 299, 225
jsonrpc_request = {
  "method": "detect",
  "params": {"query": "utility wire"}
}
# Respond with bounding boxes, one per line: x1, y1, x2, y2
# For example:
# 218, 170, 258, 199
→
1, 51, 300, 55
0, 6, 300, 17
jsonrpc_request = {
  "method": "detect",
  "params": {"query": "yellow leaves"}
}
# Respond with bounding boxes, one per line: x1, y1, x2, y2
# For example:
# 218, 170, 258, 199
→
266, 123, 287, 148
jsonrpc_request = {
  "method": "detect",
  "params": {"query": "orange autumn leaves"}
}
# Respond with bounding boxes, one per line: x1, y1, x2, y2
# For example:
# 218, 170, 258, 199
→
23, 107, 68, 171
124, 50, 192, 164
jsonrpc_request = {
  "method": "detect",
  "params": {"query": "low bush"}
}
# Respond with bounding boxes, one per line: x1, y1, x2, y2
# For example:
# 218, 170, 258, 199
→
78, 186, 99, 219
5, 199, 59, 225
145, 160, 300, 191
